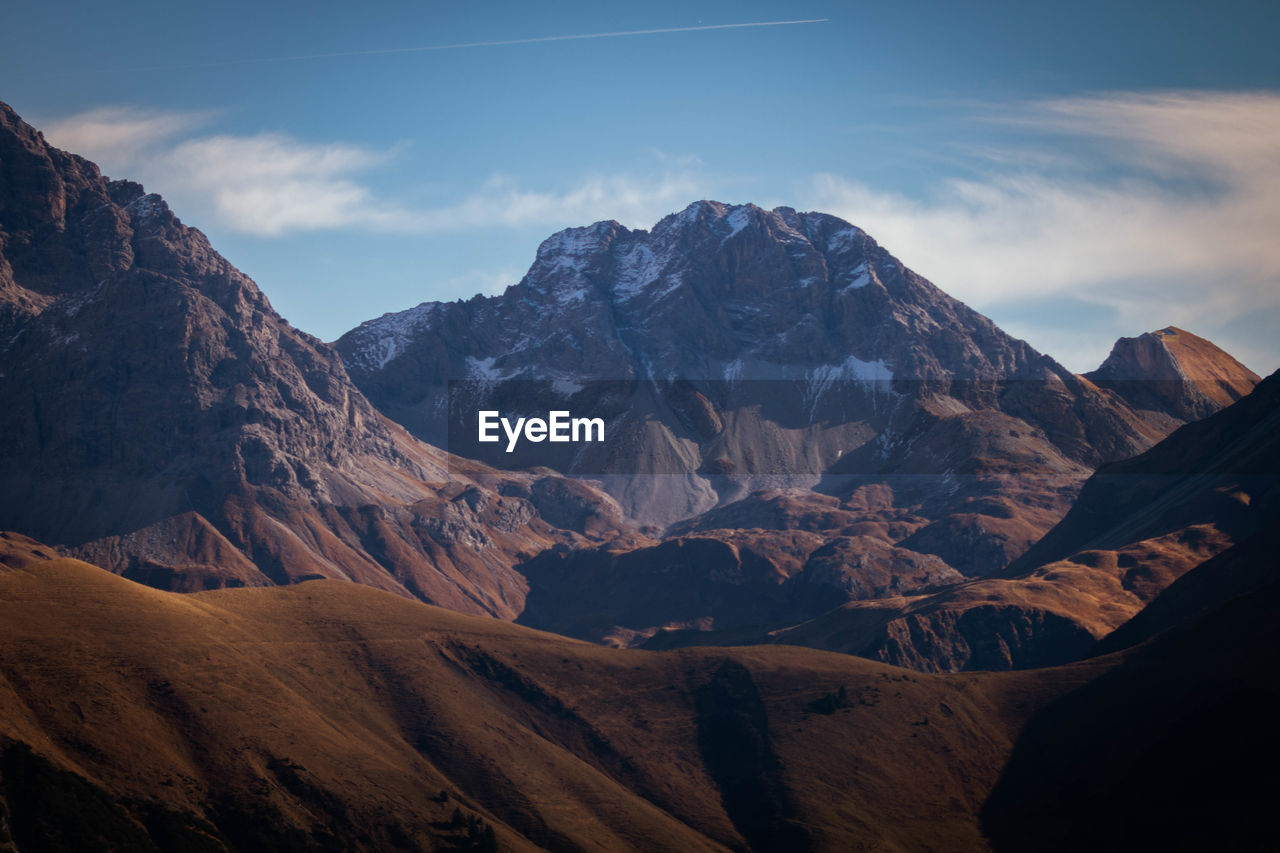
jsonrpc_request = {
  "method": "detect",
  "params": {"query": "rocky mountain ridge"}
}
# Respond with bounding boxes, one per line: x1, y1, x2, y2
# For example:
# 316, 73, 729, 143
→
0, 100, 628, 617
336, 198, 1259, 650
339, 202, 1171, 502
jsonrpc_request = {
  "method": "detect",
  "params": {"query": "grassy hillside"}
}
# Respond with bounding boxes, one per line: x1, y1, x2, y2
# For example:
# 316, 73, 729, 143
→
0, 555, 1106, 851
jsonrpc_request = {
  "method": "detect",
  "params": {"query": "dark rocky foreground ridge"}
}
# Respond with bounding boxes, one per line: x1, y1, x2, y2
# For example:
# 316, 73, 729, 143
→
0, 100, 630, 618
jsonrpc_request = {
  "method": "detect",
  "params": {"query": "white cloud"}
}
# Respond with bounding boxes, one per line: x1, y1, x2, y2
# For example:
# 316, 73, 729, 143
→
40, 106, 215, 167
1009, 91, 1280, 180
156, 134, 402, 236
41, 108, 403, 235
414, 173, 704, 233
37, 106, 708, 238
801, 91, 1280, 371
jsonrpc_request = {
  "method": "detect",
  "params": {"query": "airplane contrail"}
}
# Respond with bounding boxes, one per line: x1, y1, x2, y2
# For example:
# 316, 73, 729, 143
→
113, 19, 830, 73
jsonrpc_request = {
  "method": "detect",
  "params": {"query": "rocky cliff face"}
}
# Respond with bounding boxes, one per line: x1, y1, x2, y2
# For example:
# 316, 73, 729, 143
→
0, 101, 627, 616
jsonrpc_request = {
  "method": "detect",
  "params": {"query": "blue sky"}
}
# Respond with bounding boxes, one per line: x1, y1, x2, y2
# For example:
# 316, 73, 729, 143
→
4, 0, 1279, 372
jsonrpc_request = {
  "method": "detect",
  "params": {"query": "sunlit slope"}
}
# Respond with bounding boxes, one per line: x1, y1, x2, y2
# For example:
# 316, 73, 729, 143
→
0, 556, 1096, 851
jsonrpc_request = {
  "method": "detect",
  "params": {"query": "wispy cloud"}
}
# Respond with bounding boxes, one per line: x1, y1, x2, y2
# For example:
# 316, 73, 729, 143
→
157, 134, 405, 236
416, 173, 704, 232
803, 91, 1280, 371
108, 19, 828, 73
40, 106, 215, 165
40, 106, 709, 237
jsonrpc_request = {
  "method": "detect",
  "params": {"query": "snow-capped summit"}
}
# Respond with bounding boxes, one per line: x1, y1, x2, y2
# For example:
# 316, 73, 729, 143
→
333, 199, 1235, 534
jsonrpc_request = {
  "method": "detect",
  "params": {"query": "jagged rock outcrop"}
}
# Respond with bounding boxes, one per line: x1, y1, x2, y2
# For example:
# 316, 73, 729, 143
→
0, 101, 628, 616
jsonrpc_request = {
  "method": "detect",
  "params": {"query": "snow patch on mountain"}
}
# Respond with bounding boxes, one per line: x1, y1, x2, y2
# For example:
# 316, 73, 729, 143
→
724, 206, 753, 239
125, 193, 165, 223
343, 302, 441, 371
612, 243, 666, 300
825, 227, 863, 254
552, 378, 584, 396
841, 262, 872, 290
723, 358, 744, 383
465, 355, 508, 382
805, 355, 896, 415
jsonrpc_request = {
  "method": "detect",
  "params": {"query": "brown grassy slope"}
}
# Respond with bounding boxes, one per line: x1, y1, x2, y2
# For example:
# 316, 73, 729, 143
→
1090, 519, 1280, 656
1009, 368, 1280, 576
0, 531, 61, 570
0, 555, 1103, 852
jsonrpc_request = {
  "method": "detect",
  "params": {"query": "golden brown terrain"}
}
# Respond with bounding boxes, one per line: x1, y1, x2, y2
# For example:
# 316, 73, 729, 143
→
0, 549, 1114, 852
4, 537, 1276, 852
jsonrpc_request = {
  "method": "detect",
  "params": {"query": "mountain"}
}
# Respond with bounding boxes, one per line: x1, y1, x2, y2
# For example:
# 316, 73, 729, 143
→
1085, 325, 1260, 428
337, 200, 1257, 647
2, 99, 1265, 674
1090, 521, 1280, 657
1008, 367, 1280, 575
0, 101, 628, 618
649, 368, 1279, 671
981, 551, 1280, 852
338, 200, 1174, 530
3, 103, 1276, 851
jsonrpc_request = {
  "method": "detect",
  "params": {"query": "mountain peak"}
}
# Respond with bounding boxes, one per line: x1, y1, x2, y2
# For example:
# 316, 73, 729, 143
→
0, 101, 272, 331
535, 218, 631, 260
653, 200, 837, 245
1086, 326, 1260, 422
0, 100, 623, 614
336, 197, 1176, 529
